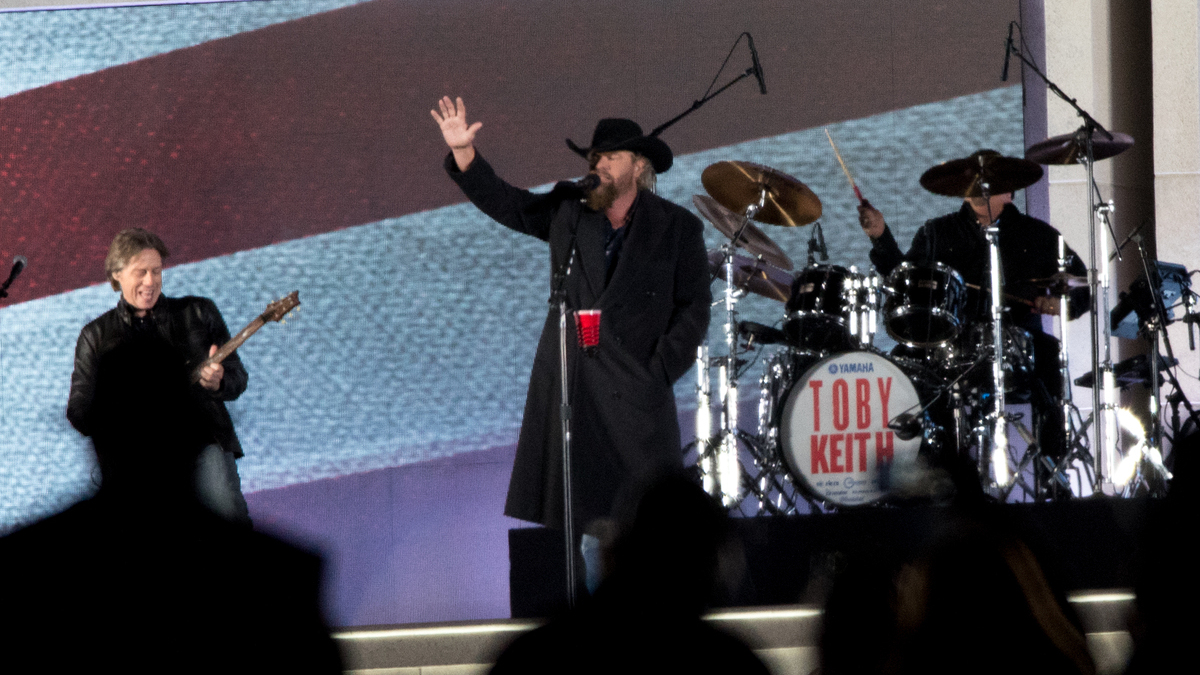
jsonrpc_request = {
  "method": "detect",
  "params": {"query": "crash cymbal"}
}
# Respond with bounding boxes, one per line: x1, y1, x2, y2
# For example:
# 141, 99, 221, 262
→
701, 161, 822, 227
919, 150, 1044, 198
692, 195, 794, 270
707, 249, 792, 302
1028, 271, 1089, 295
1025, 129, 1134, 165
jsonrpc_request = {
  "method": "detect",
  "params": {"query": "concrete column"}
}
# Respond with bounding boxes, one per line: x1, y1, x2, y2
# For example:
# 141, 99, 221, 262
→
1151, 1, 1200, 425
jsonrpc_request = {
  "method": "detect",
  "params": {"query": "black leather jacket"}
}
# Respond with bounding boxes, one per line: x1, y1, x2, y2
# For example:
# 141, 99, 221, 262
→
67, 295, 248, 457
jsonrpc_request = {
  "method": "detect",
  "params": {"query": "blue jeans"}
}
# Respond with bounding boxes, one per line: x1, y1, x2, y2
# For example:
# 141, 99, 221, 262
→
194, 444, 251, 525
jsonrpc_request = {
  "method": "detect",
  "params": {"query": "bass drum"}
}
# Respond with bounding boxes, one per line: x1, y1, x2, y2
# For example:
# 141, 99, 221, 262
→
778, 351, 924, 506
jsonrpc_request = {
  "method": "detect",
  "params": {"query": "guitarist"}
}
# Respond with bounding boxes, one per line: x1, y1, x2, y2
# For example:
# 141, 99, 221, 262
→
67, 228, 251, 524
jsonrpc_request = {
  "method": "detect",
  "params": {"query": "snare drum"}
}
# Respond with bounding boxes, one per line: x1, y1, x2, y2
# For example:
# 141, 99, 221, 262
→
784, 265, 856, 353
884, 262, 967, 348
775, 351, 924, 506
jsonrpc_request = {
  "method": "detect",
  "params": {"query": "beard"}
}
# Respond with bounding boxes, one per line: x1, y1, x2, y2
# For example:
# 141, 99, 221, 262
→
584, 180, 619, 211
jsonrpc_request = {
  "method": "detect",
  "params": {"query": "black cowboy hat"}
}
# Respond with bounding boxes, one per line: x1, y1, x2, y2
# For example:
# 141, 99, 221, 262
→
566, 118, 674, 173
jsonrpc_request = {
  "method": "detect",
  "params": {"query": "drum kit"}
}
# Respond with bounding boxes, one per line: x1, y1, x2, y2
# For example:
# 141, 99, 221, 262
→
688, 133, 1193, 513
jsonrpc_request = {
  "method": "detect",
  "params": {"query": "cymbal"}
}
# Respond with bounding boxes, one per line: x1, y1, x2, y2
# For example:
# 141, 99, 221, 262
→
701, 161, 822, 227
919, 151, 1044, 198
1028, 272, 1089, 294
692, 195, 793, 270
707, 249, 792, 302
1025, 129, 1134, 165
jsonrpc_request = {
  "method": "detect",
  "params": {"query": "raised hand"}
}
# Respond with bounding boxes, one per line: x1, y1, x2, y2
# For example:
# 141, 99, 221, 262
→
857, 200, 886, 240
431, 96, 481, 170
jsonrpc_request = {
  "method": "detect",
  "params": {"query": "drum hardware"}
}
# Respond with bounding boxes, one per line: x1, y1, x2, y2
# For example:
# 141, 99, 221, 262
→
1041, 235, 1093, 498
1109, 261, 1190, 340
694, 194, 793, 270
844, 266, 880, 348
1108, 238, 1197, 495
992, 412, 1044, 501
982, 184, 1012, 489
1074, 353, 1179, 390
806, 220, 830, 266
694, 344, 715, 496
697, 173, 796, 507
707, 250, 791, 303
738, 321, 788, 347
1014, 31, 1134, 493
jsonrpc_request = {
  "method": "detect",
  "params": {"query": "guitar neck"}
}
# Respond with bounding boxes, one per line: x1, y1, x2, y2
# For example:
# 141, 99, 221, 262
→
191, 315, 265, 382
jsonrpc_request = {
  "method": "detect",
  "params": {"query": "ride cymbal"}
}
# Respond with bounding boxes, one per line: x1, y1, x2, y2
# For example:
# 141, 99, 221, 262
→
693, 195, 794, 270
919, 150, 1043, 198
1025, 129, 1134, 165
701, 161, 822, 227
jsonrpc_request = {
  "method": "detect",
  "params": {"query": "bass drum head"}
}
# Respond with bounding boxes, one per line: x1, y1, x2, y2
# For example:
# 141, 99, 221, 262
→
779, 351, 923, 506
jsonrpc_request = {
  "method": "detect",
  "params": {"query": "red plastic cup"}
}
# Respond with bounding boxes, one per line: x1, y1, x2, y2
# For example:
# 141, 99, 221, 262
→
575, 309, 601, 349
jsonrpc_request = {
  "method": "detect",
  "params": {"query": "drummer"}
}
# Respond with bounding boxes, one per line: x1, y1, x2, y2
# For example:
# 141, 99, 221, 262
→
857, 149, 1088, 485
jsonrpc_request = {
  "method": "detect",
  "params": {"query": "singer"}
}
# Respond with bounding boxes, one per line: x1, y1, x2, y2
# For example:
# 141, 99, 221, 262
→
66, 228, 251, 523
432, 96, 711, 533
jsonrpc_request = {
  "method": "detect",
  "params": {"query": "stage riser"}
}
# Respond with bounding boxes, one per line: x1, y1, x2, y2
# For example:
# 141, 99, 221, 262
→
336, 593, 1134, 674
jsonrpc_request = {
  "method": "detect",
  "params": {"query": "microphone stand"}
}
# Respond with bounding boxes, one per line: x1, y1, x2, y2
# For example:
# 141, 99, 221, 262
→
549, 230, 580, 607
1125, 236, 1196, 494
1008, 37, 1122, 493
648, 33, 761, 139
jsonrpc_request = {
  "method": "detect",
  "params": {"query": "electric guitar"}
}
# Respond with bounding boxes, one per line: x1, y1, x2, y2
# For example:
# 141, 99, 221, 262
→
191, 291, 300, 384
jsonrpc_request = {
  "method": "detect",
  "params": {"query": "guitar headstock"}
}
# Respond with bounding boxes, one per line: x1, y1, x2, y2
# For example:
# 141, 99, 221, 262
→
261, 291, 300, 323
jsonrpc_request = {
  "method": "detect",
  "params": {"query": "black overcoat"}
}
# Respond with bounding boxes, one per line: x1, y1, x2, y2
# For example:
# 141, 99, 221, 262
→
447, 153, 712, 528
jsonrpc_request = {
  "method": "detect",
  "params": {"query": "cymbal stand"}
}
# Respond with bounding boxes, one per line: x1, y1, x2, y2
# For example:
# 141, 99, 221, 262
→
979, 179, 1013, 490
695, 344, 716, 495
1091, 197, 1119, 491
707, 186, 769, 507
1045, 235, 1094, 496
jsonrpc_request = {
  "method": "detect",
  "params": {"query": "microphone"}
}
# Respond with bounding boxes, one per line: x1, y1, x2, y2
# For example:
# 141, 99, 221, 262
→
887, 412, 923, 441
816, 222, 829, 261
748, 33, 767, 95
0, 255, 27, 299
572, 173, 601, 193
1001, 23, 1014, 81
8, 255, 26, 279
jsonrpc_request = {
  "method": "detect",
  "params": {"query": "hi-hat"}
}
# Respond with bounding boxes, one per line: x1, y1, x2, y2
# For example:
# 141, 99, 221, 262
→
707, 250, 792, 302
919, 151, 1044, 198
1026, 129, 1134, 165
693, 195, 793, 270
1028, 272, 1089, 295
701, 161, 822, 226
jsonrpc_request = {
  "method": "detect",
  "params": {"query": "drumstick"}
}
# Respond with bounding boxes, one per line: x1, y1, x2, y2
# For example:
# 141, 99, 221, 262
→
964, 281, 1037, 308
825, 128, 865, 203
